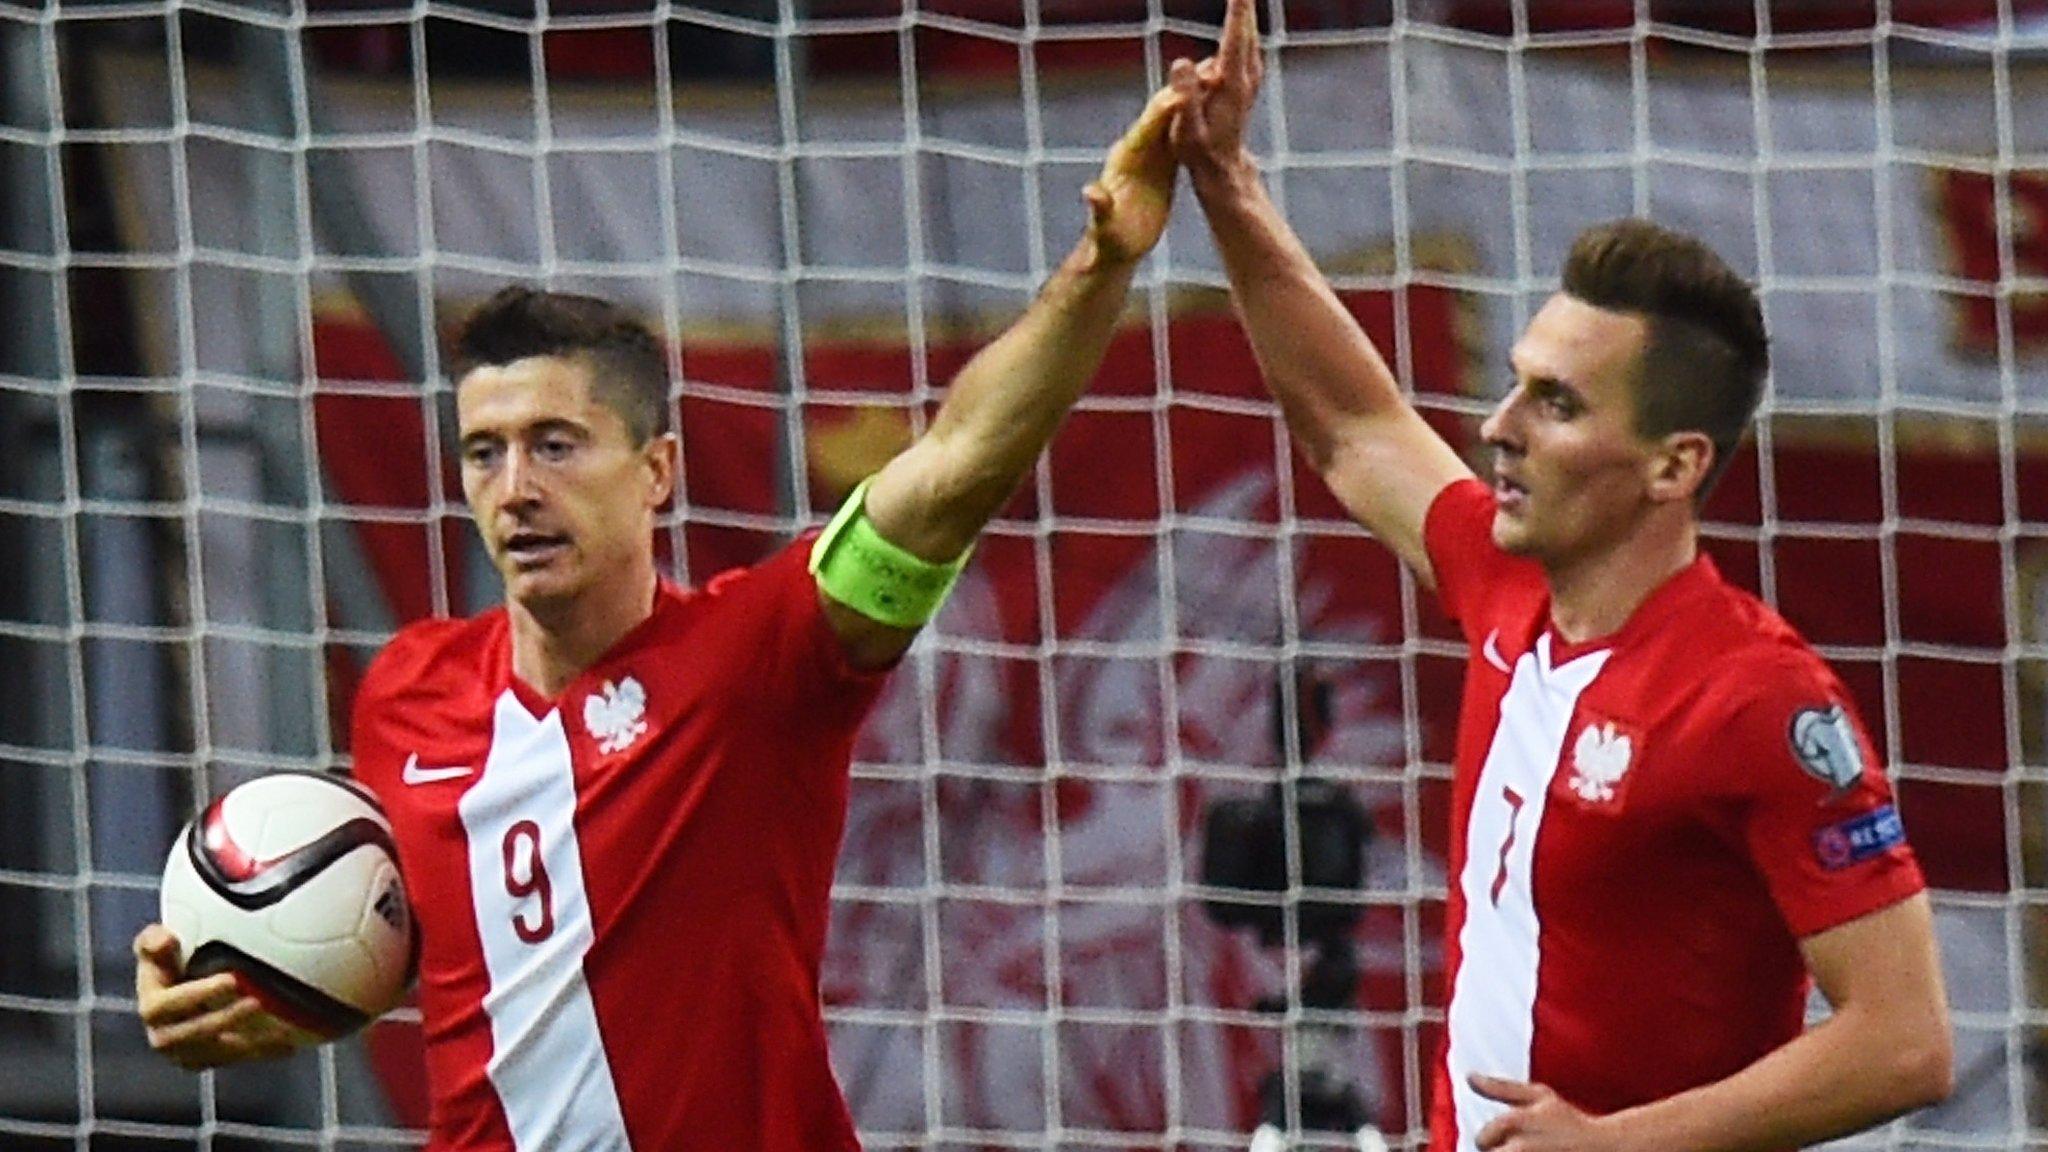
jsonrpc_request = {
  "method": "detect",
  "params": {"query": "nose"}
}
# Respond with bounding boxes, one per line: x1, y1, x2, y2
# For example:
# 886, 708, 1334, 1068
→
496, 446, 543, 512
1480, 388, 1522, 454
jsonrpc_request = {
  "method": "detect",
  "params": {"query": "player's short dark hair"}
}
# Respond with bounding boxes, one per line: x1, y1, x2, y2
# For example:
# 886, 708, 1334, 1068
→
449, 286, 671, 445
1561, 219, 1770, 501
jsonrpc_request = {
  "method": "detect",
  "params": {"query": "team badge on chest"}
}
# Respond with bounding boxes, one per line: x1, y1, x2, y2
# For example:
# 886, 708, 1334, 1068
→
1559, 714, 1641, 811
583, 675, 649, 754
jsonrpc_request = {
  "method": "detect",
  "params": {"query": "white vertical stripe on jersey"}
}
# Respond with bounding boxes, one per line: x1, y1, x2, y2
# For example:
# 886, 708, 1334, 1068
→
1446, 635, 1610, 1152
458, 691, 632, 1151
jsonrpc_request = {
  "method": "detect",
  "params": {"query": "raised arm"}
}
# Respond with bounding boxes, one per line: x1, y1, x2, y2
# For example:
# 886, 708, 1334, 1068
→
819, 86, 1183, 667
1170, 0, 1470, 586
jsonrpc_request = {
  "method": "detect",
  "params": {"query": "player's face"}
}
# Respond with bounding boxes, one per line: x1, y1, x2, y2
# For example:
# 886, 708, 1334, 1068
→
456, 356, 675, 612
1481, 294, 1659, 567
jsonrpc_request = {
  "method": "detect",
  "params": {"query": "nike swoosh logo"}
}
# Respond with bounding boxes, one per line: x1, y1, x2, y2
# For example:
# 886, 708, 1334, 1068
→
402, 753, 474, 785
1481, 629, 1512, 674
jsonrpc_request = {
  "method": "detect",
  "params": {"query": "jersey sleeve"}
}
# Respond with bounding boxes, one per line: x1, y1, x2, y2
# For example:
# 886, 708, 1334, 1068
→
343, 625, 424, 802
713, 533, 894, 727
1422, 477, 1524, 639
1721, 657, 1926, 939
340, 614, 488, 803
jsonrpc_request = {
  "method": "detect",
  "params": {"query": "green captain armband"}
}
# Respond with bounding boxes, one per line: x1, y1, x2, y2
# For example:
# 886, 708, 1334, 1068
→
809, 477, 973, 629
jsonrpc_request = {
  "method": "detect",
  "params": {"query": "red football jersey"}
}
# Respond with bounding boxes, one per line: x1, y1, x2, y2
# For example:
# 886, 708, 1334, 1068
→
350, 538, 891, 1151
1421, 480, 1924, 1152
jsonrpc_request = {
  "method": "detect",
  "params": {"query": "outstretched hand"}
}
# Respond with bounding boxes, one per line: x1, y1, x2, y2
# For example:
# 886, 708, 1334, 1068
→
1082, 84, 1186, 267
1168, 0, 1263, 178
1470, 1074, 1622, 1152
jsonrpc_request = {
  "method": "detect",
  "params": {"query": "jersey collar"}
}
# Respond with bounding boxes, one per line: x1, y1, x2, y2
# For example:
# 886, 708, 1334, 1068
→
1546, 550, 1722, 665
494, 578, 692, 718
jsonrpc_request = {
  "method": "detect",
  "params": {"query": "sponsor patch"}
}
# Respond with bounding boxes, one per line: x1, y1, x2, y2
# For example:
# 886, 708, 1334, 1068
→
1812, 804, 1906, 871
1788, 703, 1867, 796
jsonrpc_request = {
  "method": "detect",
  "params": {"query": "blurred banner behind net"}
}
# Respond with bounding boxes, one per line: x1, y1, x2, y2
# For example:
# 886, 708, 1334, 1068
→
0, 1, 2044, 1149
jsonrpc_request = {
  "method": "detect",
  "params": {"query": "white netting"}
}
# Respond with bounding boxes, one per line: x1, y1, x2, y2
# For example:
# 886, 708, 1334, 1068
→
0, 1, 2042, 1150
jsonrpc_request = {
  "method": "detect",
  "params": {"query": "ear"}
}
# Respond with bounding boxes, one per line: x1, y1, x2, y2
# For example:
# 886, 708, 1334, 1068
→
642, 432, 679, 510
1647, 430, 1714, 506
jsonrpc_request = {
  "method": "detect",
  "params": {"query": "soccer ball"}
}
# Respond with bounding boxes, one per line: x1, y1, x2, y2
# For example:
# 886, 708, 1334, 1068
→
158, 771, 417, 1044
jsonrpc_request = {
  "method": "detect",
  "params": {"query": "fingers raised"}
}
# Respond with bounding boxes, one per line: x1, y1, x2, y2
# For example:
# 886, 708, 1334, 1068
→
1167, 58, 1207, 148
1216, 0, 1259, 77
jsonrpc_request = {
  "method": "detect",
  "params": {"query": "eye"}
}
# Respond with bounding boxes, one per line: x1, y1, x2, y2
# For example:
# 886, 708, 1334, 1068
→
1535, 385, 1580, 419
535, 435, 577, 463
462, 441, 502, 470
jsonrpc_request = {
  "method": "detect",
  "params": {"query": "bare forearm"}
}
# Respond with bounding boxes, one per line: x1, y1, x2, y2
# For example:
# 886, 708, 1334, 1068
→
865, 240, 1137, 561
1601, 1008, 1951, 1152
1185, 155, 1467, 580
1189, 158, 1404, 471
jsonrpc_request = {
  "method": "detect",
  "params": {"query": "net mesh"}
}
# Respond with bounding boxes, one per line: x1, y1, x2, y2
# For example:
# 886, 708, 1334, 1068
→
0, 1, 2041, 1149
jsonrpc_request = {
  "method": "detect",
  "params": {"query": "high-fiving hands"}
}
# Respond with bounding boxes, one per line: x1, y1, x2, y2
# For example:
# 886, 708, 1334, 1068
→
1087, 0, 1265, 266
1167, 0, 1264, 180
1082, 85, 1186, 268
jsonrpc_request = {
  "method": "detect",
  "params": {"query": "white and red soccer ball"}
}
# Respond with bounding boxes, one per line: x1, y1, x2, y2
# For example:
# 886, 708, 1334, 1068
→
158, 772, 417, 1044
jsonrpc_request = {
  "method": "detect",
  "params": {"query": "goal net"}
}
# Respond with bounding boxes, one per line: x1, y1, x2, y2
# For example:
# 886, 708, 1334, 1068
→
0, 1, 2042, 1148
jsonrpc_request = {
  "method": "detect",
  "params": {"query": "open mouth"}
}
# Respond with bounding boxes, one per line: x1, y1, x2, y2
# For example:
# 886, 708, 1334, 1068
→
502, 530, 570, 569
1493, 473, 1529, 510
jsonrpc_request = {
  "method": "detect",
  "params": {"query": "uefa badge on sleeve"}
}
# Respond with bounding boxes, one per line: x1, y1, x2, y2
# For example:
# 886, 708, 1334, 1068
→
1788, 704, 1866, 799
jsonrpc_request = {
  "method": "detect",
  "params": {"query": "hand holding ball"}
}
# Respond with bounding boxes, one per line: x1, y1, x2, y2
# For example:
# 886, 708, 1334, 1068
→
155, 772, 417, 1049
